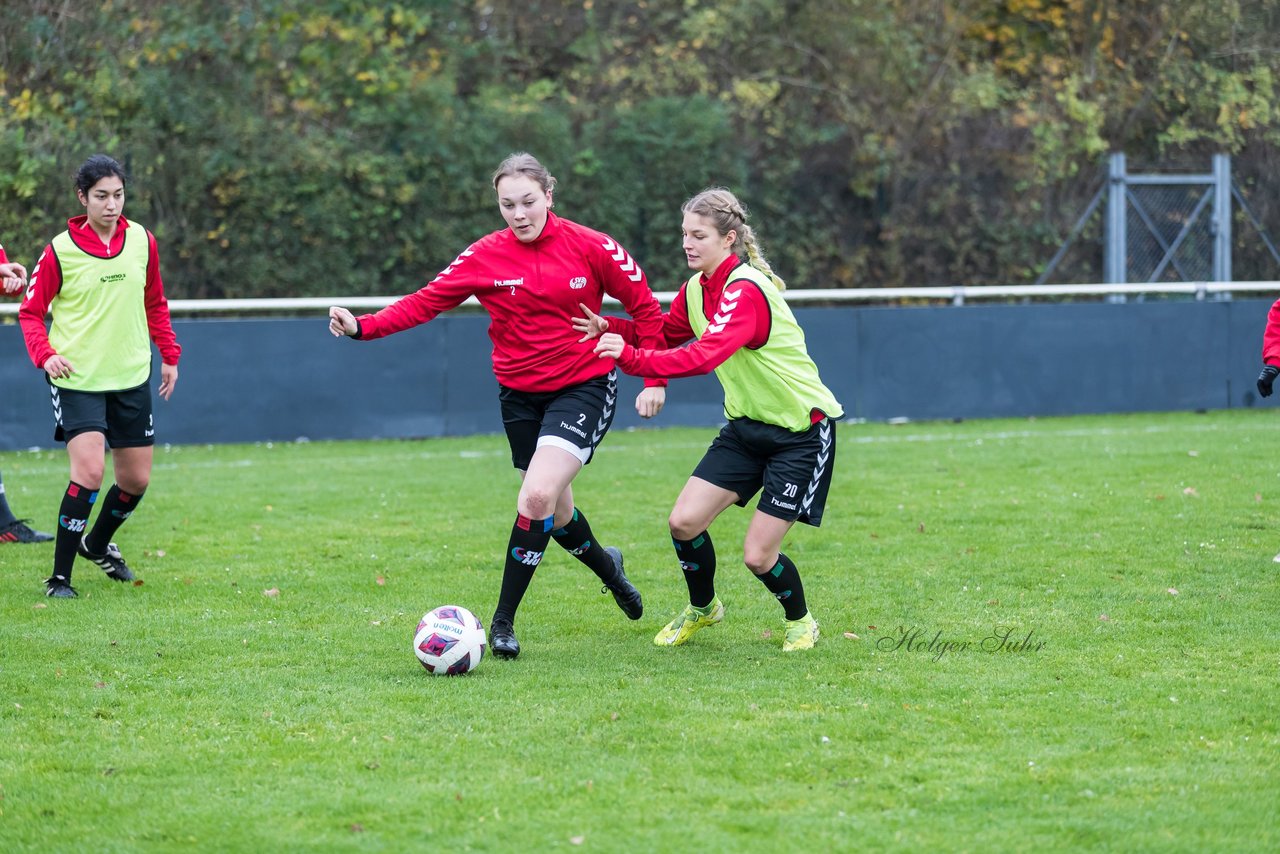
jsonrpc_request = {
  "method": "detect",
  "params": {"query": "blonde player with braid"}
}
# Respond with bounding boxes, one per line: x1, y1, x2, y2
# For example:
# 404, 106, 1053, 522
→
575, 188, 842, 651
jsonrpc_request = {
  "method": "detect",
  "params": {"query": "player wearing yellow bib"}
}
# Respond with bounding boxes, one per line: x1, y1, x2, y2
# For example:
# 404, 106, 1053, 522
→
19, 155, 181, 598
578, 188, 842, 651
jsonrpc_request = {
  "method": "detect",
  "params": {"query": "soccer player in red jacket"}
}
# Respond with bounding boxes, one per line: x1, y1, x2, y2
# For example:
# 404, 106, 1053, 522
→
329, 152, 668, 659
0, 242, 53, 544
19, 155, 182, 597
1258, 299, 1280, 400
1257, 299, 1280, 562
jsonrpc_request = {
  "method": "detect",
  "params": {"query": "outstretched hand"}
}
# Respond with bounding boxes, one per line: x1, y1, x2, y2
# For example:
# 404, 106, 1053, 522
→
329, 306, 358, 337
573, 303, 609, 342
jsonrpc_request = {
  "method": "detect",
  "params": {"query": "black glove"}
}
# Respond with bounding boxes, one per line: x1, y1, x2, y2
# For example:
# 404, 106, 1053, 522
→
1258, 364, 1280, 397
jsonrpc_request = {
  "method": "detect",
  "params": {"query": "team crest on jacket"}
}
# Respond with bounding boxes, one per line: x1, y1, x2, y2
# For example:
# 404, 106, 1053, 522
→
569, 276, 587, 289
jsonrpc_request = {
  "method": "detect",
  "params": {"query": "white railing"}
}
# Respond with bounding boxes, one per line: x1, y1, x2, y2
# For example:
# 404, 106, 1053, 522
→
3, 281, 1279, 316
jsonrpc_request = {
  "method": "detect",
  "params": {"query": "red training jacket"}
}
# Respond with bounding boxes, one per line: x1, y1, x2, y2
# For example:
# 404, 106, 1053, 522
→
1263, 299, 1280, 365
355, 212, 667, 393
19, 215, 182, 370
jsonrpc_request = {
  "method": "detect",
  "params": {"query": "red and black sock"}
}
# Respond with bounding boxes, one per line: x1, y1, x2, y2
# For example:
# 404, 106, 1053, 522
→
672, 530, 717, 608
551, 507, 618, 584
52, 481, 96, 582
85, 485, 144, 554
493, 513, 553, 625
755, 552, 808, 620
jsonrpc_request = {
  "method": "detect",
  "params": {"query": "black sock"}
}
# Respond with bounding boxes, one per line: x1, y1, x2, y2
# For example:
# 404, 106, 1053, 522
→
493, 513, 553, 625
0, 470, 17, 526
672, 530, 717, 609
755, 552, 808, 620
52, 481, 96, 583
551, 508, 618, 584
85, 485, 144, 554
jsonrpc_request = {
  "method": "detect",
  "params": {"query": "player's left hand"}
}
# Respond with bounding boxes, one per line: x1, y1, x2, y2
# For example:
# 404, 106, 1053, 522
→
158, 362, 179, 400
636, 385, 665, 419
1, 276, 22, 295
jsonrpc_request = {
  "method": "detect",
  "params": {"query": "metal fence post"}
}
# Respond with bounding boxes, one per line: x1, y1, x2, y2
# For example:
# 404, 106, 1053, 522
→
1106, 152, 1127, 284
1212, 153, 1232, 283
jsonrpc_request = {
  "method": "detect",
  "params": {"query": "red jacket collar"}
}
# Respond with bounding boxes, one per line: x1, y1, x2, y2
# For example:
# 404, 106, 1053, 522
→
699, 254, 744, 295
67, 214, 131, 256
506, 210, 562, 246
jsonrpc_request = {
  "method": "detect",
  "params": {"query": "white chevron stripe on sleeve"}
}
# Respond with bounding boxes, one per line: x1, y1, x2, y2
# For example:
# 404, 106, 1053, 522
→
601, 239, 644, 282
430, 249, 474, 284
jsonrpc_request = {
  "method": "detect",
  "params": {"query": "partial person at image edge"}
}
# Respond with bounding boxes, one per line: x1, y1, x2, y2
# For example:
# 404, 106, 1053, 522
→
1256, 297, 1280, 563
0, 240, 53, 544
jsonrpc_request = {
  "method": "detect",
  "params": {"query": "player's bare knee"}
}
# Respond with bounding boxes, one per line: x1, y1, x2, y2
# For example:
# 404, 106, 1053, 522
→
73, 465, 106, 489
742, 546, 778, 576
119, 475, 150, 494
668, 511, 701, 542
517, 485, 557, 520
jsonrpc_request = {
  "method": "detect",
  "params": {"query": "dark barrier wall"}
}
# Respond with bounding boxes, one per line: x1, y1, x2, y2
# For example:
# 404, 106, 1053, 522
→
1, 298, 1274, 450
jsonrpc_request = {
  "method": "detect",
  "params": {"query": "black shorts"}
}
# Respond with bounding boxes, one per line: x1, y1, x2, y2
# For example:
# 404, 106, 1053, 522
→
498, 370, 618, 470
48, 379, 155, 448
692, 416, 836, 527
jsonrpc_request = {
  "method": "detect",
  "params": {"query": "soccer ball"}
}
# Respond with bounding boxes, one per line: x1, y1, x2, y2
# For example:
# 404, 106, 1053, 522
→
413, 605, 486, 676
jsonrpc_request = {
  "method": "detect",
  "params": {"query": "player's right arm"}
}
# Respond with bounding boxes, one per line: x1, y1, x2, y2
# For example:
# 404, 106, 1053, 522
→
594, 278, 766, 379
573, 283, 695, 348
18, 244, 70, 377
329, 244, 481, 341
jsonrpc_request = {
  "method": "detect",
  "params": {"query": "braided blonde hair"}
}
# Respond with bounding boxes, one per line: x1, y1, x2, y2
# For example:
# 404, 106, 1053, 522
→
681, 187, 786, 291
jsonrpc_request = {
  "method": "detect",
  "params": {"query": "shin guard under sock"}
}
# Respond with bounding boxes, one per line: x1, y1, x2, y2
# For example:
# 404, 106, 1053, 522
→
672, 530, 717, 609
52, 482, 96, 582
493, 513, 553, 624
755, 552, 808, 620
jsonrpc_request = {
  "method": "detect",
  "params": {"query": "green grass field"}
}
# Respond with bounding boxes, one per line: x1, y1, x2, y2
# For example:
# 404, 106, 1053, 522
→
1, 411, 1277, 852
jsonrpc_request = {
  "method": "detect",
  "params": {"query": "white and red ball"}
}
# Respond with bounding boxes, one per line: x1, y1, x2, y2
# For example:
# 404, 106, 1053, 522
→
413, 605, 486, 675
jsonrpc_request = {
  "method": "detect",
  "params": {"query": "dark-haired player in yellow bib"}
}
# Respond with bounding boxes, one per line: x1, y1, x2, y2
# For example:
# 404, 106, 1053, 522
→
19, 155, 181, 598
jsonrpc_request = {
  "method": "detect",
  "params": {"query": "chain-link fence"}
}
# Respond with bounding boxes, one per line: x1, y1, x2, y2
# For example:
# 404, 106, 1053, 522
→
1039, 154, 1280, 285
